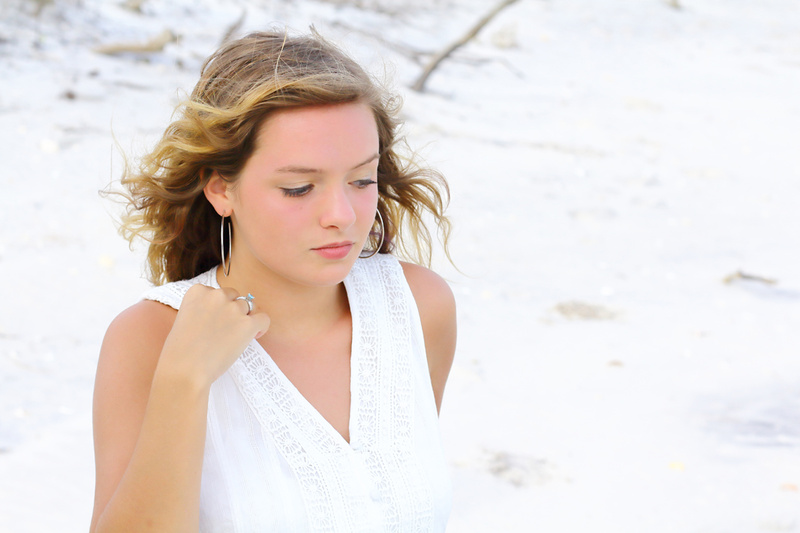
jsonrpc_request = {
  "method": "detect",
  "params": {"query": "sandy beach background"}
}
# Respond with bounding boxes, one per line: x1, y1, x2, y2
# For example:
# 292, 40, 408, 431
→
1, 0, 799, 531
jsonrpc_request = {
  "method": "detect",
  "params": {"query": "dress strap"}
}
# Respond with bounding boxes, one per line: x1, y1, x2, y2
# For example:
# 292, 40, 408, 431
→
140, 268, 217, 311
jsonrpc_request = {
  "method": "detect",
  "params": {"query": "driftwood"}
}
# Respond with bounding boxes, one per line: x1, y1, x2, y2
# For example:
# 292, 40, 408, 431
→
30, 0, 54, 16
411, 0, 520, 92
723, 271, 777, 286
121, 0, 147, 13
552, 301, 618, 321
93, 29, 177, 56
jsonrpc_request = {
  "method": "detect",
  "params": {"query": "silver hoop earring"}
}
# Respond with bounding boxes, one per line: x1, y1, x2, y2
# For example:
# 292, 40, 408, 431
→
220, 213, 232, 277
359, 210, 385, 259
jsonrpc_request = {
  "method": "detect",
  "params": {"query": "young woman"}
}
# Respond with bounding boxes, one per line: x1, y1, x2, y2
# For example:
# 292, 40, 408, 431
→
90, 30, 456, 532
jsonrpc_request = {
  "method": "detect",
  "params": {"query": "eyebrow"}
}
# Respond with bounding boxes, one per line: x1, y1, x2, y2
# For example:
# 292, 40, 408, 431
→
274, 153, 379, 174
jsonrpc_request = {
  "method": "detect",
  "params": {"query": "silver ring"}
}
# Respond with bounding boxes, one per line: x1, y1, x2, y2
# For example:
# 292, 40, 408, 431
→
235, 293, 254, 315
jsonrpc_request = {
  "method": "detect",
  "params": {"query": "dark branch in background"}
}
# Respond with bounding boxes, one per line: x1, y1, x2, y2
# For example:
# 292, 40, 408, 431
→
410, 0, 521, 92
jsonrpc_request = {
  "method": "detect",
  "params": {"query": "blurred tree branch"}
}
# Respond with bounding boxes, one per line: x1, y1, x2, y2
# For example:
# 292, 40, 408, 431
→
411, 0, 520, 92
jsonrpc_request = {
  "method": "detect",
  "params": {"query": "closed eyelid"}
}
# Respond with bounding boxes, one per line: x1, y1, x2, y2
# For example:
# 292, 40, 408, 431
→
280, 184, 313, 197
349, 165, 378, 181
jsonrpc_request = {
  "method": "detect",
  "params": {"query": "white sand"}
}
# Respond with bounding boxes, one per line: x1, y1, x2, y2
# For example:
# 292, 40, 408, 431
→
1, 0, 799, 531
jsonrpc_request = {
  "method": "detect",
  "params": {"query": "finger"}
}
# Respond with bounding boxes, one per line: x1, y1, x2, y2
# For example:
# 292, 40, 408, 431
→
182, 283, 212, 304
249, 312, 270, 339
219, 287, 240, 300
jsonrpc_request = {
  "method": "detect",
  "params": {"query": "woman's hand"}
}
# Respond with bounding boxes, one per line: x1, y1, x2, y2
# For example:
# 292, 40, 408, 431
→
158, 285, 271, 387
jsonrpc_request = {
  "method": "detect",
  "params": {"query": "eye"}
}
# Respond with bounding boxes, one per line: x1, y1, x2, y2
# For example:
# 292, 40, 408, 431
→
353, 178, 377, 189
281, 184, 313, 198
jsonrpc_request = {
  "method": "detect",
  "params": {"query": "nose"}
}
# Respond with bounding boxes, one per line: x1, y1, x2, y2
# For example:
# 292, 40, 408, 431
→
319, 186, 356, 230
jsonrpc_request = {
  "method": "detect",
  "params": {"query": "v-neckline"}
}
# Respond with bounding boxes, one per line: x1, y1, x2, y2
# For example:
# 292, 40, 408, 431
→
247, 336, 358, 450
211, 267, 360, 452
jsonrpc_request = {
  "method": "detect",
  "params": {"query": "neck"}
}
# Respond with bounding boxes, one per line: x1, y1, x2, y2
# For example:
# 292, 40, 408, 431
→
216, 260, 349, 340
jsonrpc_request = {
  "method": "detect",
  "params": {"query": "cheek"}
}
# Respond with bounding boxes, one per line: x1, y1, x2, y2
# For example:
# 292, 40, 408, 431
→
356, 189, 380, 216
236, 182, 294, 221
257, 204, 309, 236
233, 190, 290, 239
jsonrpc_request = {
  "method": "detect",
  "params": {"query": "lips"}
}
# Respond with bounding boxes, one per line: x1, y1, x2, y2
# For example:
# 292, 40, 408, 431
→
311, 241, 354, 260
313, 241, 353, 250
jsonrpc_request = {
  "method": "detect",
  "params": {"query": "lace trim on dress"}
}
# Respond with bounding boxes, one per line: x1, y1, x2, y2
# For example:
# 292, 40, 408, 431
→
375, 256, 434, 532
141, 276, 203, 310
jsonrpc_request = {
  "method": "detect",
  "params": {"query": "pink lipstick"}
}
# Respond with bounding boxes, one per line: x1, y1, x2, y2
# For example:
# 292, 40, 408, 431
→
312, 242, 353, 260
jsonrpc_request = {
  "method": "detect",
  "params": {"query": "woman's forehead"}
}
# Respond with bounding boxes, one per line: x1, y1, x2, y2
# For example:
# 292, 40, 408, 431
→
248, 103, 380, 171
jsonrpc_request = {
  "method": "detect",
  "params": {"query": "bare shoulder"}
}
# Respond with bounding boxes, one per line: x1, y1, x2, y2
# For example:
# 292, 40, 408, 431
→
95, 299, 178, 419
99, 300, 177, 375
95, 299, 178, 437
399, 261, 457, 413
399, 262, 456, 316
104, 299, 178, 341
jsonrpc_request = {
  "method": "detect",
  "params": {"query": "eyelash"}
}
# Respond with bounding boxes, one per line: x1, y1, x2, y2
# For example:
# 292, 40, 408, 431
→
280, 179, 377, 198
281, 185, 313, 198
354, 179, 377, 189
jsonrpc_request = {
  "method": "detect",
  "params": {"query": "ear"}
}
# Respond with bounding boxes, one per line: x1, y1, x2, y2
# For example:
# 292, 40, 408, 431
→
203, 172, 234, 216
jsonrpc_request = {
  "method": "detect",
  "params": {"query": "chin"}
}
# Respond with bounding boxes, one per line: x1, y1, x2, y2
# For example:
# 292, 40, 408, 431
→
298, 257, 360, 287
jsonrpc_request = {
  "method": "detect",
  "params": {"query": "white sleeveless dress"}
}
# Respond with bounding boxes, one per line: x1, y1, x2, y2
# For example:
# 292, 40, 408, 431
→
142, 254, 452, 532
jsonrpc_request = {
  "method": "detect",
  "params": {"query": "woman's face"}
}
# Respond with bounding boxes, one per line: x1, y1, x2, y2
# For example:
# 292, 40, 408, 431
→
225, 102, 381, 287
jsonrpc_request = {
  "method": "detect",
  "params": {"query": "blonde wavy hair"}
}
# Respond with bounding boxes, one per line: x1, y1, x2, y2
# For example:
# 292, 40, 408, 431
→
114, 30, 451, 284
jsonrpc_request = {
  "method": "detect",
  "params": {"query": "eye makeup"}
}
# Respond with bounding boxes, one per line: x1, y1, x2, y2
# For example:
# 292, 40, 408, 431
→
280, 184, 313, 197
353, 179, 377, 189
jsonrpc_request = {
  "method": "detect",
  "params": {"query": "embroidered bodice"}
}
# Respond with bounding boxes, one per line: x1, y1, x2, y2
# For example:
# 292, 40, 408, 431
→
142, 254, 451, 532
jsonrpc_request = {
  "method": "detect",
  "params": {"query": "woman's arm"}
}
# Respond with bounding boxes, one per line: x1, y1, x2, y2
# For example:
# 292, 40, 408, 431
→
90, 286, 269, 533
400, 262, 457, 414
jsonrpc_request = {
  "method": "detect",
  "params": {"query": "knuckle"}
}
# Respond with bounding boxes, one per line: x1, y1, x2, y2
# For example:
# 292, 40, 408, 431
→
220, 287, 240, 300
183, 284, 208, 303
185, 284, 204, 297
